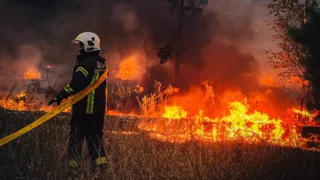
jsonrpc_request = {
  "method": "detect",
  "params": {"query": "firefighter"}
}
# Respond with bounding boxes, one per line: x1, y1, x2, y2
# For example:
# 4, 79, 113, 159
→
48, 32, 108, 171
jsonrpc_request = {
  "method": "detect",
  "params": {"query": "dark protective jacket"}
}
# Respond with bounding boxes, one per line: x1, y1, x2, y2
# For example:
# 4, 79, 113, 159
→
58, 51, 108, 115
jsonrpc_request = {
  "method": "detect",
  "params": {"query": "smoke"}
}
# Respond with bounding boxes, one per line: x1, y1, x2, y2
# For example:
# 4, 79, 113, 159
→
0, 44, 43, 88
145, 0, 271, 92
112, 4, 139, 32
0, 0, 275, 94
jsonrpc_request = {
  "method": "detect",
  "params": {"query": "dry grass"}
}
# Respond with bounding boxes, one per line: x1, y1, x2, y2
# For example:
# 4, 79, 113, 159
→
0, 108, 319, 180
136, 81, 180, 117
108, 82, 133, 113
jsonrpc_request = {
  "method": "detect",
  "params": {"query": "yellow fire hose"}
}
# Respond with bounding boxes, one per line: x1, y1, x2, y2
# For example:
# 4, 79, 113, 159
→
0, 69, 108, 147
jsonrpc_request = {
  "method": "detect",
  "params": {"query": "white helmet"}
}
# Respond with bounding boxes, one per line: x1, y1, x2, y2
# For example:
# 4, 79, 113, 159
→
72, 32, 101, 52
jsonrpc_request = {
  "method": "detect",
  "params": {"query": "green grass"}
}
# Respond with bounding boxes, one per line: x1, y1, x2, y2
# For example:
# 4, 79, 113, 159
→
0, 108, 319, 180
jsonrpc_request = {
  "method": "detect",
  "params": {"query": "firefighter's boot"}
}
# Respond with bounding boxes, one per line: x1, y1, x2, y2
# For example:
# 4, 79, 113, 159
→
91, 156, 107, 173
67, 160, 80, 177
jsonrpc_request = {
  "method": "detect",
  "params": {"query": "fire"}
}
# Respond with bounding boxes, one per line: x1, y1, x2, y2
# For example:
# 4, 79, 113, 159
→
259, 76, 278, 87
293, 108, 316, 118
17, 91, 27, 99
0, 91, 70, 112
134, 85, 144, 93
162, 106, 187, 119
114, 52, 147, 82
0, 79, 319, 151
137, 83, 319, 150
138, 100, 302, 147
0, 92, 137, 116
0, 99, 27, 111
116, 53, 142, 80
289, 108, 318, 126
0, 99, 70, 113
24, 71, 42, 80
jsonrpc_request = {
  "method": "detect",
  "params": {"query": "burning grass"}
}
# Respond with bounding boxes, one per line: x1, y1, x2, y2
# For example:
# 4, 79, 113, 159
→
0, 91, 69, 112
1, 76, 320, 179
137, 101, 316, 147
1, 81, 320, 151
133, 82, 319, 150
0, 108, 319, 179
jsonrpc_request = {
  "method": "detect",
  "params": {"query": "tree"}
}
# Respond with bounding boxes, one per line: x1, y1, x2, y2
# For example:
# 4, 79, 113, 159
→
138, 28, 151, 82
266, 0, 305, 79
142, 29, 150, 82
157, 0, 208, 78
267, 0, 320, 113
266, 0, 309, 109
287, 2, 320, 111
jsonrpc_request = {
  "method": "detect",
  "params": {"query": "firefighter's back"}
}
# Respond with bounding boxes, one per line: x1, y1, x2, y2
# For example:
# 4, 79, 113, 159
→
72, 54, 107, 116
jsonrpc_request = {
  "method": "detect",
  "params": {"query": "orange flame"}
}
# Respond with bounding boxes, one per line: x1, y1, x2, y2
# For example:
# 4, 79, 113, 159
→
287, 76, 310, 87
259, 76, 278, 87
293, 108, 316, 118
116, 53, 144, 81
0, 99, 27, 111
24, 71, 41, 80
137, 87, 319, 150
138, 100, 303, 147
134, 85, 144, 93
0, 91, 70, 112
17, 91, 27, 99
0, 81, 319, 151
162, 106, 188, 119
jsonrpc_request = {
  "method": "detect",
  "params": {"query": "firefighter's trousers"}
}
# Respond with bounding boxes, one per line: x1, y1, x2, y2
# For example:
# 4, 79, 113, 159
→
68, 113, 106, 166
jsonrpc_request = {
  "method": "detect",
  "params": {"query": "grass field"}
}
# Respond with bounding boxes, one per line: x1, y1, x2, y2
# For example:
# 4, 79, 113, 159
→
0, 108, 319, 180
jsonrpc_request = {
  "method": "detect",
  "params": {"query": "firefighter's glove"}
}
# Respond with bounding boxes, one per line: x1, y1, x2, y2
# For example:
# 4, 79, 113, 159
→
48, 96, 63, 106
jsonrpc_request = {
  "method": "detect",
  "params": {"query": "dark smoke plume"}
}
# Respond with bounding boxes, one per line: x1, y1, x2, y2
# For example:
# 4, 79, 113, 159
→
0, 0, 272, 93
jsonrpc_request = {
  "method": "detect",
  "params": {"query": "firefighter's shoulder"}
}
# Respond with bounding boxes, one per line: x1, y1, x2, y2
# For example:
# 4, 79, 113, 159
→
78, 57, 96, 73
96, 56, 107, 71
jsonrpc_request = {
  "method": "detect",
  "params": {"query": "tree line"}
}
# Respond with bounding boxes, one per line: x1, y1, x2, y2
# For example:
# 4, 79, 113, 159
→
267, 0, 320, 118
